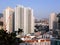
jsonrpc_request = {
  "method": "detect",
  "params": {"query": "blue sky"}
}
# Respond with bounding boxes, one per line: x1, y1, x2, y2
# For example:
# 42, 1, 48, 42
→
0, 0, 60, 19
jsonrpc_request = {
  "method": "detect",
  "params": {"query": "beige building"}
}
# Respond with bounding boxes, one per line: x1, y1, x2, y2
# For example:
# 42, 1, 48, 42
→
15, 5, 34, 34
3, 7, 14, 33
49, 13, 57, 30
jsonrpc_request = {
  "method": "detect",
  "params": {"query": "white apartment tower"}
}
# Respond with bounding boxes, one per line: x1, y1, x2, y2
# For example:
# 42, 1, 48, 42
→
15, 5, 34, 34
49, 13, 57, 30
3, 7, 14, 33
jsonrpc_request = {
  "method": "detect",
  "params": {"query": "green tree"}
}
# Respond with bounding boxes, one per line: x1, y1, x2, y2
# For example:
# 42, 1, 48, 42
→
0, 29, 23, 45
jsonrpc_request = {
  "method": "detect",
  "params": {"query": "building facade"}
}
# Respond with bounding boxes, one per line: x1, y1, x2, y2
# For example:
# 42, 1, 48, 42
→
56, 13, 60, 37
15, 5, 34, 34
49, 13, 57, 30
3, 7, 14, 33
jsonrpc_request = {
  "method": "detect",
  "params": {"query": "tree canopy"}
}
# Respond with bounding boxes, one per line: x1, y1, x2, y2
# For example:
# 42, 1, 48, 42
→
0, 29, 23, 45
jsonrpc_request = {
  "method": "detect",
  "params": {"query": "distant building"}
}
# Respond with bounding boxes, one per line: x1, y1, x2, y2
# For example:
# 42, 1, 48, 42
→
15, 5, 34, 34
35, 19, 39, 23
0, 13, 3, 18
57, 13, 60, 30
49, 13, 57, 30
35, 18, 49, 26
35, 18, 49, 32
56, 13, 60, 38
3, 7, 14, 33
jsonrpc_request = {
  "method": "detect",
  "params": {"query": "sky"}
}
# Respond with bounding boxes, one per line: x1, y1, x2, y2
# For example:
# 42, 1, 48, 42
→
0, 0, 60, 19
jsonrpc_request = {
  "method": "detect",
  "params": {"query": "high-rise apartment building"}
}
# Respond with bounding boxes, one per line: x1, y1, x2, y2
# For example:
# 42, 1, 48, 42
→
49, 13, 57, 30
56, 13, 60, 38
3, 7, 14, 33
15, 5, 34, 34
57, 13, 60, 30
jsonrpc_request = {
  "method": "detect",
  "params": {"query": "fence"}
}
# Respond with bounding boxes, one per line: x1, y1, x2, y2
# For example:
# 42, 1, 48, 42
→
19, 39, 51, 45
